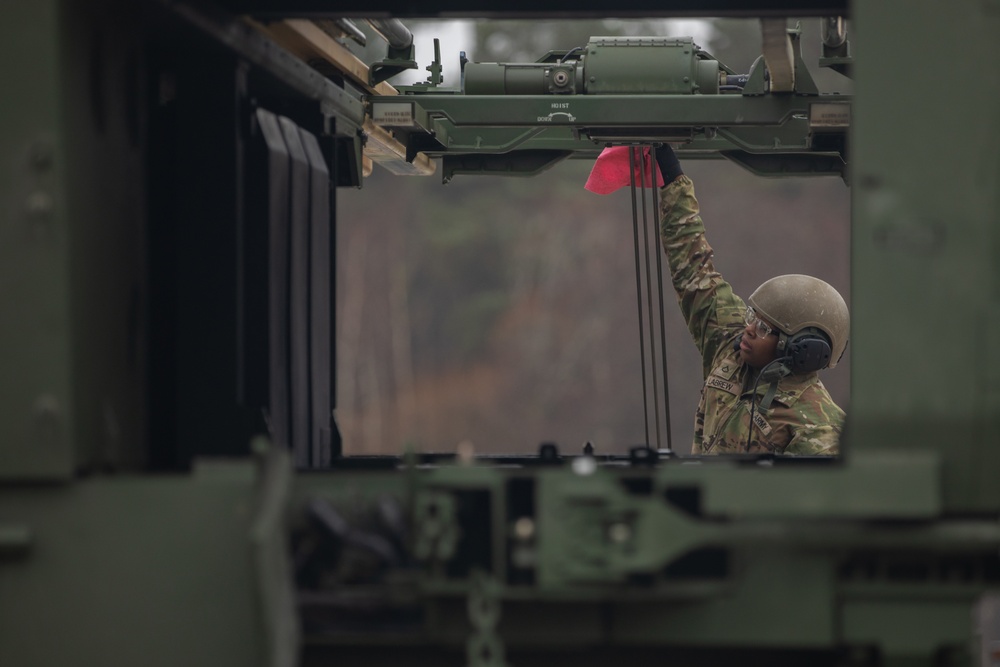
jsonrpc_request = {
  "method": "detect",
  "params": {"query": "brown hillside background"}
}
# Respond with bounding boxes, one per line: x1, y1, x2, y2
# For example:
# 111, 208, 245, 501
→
336, 19, 851, 455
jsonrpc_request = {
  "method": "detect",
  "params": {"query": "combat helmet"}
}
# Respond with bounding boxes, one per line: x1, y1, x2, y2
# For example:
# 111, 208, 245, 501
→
747, 274, 849, 371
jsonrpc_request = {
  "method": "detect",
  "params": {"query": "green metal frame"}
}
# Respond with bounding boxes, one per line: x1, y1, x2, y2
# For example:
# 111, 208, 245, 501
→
4, 1, 1000, 666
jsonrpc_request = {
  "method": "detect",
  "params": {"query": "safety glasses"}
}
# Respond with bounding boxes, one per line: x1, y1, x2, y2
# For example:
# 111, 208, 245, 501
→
744, 306, 779, 338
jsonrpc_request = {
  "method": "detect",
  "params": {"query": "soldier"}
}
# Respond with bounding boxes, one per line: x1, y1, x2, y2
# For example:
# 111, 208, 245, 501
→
652, 144, 849, 455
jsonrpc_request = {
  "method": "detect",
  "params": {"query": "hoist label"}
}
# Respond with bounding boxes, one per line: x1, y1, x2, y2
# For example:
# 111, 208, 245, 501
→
372, 102, 415, 127
809, 102, 850, 129
536, 111, 576, 123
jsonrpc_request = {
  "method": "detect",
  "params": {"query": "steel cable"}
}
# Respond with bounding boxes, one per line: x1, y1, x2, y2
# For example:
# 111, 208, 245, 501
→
628, 148, 651, 449
649, 147, 673, 452
628, 147, 675, 453
637, 148, 663, 451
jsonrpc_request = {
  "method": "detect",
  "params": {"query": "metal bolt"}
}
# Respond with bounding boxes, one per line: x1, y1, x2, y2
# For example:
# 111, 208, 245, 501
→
456, 439, 475, 464
572, 456, 597, 476
25, 191, 53, 218
513, 517, 535, 541
608, 522, 632, 544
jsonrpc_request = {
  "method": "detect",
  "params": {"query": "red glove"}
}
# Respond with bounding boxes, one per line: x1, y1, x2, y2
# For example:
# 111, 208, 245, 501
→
584, 146, 665, 195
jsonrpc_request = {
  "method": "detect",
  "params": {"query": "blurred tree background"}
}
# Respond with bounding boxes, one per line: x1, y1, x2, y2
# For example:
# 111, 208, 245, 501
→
336, 18, 852, 455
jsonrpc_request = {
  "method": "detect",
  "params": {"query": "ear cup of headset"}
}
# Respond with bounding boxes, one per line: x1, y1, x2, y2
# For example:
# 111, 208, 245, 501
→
785, 328, 832, 373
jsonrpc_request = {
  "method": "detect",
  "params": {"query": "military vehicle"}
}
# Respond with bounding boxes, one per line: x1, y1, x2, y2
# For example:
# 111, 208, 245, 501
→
3, 1, 999, 666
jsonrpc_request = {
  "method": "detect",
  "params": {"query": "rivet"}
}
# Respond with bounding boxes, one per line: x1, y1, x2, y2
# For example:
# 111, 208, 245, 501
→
608, 522, 632, 544
25, 191, 53, 218
513, 517, 535, 540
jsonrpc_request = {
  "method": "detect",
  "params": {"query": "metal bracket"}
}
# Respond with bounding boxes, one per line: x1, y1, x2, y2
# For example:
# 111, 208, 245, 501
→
369, 43, 418, 86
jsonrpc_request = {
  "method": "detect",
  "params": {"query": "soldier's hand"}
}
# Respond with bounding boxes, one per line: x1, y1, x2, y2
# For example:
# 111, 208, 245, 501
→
654, 144, 684, 184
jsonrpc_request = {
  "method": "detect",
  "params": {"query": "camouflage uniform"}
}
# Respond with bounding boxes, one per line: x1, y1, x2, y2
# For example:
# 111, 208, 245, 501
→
660, 176, 844, 455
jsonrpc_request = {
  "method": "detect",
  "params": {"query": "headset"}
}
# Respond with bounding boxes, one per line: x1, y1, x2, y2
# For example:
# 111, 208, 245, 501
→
732, 325, 836, 374
742, 326, 833, 451
738, 325, 834, 451
777, 326, 833, 374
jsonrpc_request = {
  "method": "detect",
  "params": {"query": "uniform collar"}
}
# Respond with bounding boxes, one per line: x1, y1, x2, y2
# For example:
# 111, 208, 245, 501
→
734, 354, 818, 407
715, 347, 819, 408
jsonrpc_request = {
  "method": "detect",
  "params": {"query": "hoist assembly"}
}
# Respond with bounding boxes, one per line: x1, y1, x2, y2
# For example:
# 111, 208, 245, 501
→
368, 24, 850, 181
463, 37, 725, 95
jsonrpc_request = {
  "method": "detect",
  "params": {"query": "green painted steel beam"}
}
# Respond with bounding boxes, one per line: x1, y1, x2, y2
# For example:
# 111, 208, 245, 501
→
374, 94, 849, 128
378, 93, 848, 178
0, 0, 73, 479
0, 455, 989, 665
0, 470, 271, 666
413, 121, 830, 156
213, 0, 850, 17
849, 0, 1000, 513
689, 451, 941, 518
290, 462, 992, 659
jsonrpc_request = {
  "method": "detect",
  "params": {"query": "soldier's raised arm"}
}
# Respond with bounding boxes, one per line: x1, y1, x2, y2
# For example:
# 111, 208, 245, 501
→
654, 146, 747, 378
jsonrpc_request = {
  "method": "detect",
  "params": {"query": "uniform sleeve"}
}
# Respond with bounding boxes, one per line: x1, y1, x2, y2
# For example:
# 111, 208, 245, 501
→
659, 175, 746, 378
783, 424, 841, 455
782, 391, 845, 455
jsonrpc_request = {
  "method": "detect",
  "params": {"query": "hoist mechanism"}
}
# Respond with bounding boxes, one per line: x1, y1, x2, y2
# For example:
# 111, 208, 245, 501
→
462, 37, 725, 96
365, 22, 851, 183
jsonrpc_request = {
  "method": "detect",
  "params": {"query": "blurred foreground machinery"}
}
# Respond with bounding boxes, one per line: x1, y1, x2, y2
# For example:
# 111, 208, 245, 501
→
2, 1, 1000, 666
